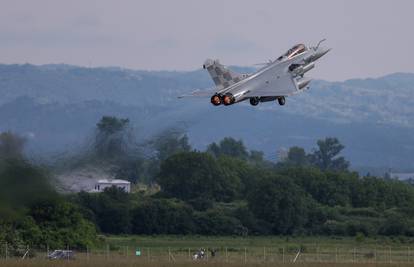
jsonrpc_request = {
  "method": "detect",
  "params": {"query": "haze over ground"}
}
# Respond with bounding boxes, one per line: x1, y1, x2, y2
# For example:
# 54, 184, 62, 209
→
1, 0, 413, 81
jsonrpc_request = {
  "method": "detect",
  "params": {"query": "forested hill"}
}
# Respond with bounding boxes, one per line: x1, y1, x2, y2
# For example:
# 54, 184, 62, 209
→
1, 64, 414, 170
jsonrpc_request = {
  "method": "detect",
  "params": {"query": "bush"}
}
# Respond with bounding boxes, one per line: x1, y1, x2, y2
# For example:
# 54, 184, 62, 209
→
194, 210, 246, 235
157, 152, 241, 202
28, 198, 96, 249
131, 198, 195, 234
247, 173, 311, 234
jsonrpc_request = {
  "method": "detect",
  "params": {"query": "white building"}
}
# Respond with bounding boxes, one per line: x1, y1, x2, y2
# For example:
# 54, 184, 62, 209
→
92, 179, 131, 193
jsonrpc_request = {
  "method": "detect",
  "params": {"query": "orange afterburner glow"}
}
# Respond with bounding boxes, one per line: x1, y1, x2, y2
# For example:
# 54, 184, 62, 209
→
223, 95, 234, 105
210, 95, 221, 106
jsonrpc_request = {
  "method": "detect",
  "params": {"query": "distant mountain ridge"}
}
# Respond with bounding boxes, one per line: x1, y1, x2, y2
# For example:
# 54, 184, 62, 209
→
0, 63, 413, 171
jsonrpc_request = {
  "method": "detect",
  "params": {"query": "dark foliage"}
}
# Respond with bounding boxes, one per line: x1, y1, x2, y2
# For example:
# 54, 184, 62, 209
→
0, 156, 96, 251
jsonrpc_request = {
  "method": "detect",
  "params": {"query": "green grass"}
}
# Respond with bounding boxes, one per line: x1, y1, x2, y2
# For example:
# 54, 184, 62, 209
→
1, 260, 414, 267
86, 235, 414, 264
3, 236, 414, 265
102, 235, 414, 250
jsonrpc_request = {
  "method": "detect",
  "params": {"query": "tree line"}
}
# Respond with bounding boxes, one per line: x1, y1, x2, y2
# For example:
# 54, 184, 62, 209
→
1, 116, 414, 255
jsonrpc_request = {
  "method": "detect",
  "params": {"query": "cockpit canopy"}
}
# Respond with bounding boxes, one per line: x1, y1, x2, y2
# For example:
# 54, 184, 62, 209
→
278, 44, 306, 60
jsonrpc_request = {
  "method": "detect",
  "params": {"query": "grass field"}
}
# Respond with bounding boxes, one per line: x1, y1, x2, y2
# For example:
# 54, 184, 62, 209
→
2, 236, 414, 266
1, 260, 414, 267
99, 236, 414, 263
103, 235, 412, 249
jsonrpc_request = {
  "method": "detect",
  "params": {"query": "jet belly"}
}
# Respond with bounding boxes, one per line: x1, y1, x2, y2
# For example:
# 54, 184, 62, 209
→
224, 65, 278, 103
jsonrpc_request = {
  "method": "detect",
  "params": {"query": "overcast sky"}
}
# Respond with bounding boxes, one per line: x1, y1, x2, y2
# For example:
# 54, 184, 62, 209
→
1, 0, 413, 81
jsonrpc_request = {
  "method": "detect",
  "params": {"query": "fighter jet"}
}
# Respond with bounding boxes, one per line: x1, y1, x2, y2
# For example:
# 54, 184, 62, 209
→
181, 39, 330, 106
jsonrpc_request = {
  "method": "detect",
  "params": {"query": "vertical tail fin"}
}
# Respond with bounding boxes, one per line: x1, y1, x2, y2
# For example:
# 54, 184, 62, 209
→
203, 59, 244, 90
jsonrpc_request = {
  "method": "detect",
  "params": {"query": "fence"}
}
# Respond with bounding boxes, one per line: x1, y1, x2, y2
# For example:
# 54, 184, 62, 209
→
1, 243, 414, 264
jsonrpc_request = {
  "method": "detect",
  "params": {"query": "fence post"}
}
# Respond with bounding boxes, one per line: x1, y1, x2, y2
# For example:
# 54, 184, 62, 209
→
5, 242, 8, 260
335, 247, 338, 263
23, 244, 29, 259
244, 247, 247, 264
353, 247, 356, 263
317, 246, 320, 262
389, 246, 392, 263
169, 247, 171, 262
225, 247, 228, 263
283, 247, 285, 263
106, 244, 109, 261
87, 245, 89, 261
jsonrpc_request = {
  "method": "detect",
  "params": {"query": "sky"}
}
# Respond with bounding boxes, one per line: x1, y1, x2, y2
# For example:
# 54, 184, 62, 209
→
0, 0, 413, 81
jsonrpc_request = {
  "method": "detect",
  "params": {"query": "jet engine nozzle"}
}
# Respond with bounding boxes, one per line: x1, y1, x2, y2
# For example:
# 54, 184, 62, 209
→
210, 94, 222, 106
222, 93, 235, 106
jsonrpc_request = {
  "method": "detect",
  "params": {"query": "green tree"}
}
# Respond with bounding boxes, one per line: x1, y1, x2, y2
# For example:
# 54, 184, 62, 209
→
194, 209, 246, 235
248, 173, 310, 234
216, 156, 260, 196
249, 150, 264, 163
131, 199, 194, 234
277, 167, 355, 207
157, 152, 240, 202
286, 146, 308, 166
309, 137, 349, 171
0, 156, 97, 250
207, 137, 249, 160
94, 116, 131, 159
0, 131, 26, 159
152, 129, 191, 162
76, 187, 131, 234
0, 159, 55, 214
29, 198, 96, 249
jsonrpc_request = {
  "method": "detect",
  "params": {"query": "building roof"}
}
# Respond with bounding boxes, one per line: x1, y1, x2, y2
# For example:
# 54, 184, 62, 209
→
97, 179, 131, 184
